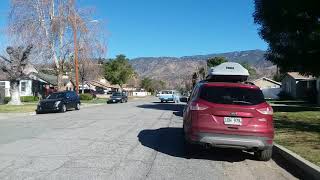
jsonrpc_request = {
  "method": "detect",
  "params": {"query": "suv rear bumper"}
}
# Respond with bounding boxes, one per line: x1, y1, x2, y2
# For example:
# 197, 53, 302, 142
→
189, 132, 273, 150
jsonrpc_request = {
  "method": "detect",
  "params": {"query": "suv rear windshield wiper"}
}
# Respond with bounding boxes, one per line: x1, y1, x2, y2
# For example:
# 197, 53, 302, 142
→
232, 100, 253, 105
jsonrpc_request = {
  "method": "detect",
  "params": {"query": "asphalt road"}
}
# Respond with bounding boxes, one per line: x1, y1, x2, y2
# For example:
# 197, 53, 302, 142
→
0, 97, 298, 180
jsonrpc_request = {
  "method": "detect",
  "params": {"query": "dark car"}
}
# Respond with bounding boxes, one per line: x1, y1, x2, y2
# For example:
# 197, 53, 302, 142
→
36, 91, 81, 114
107, 92, 128, 104
183, 82, 274, 161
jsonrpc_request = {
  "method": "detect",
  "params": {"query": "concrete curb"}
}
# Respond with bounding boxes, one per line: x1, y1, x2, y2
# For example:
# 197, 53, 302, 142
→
273, 143, 320, 180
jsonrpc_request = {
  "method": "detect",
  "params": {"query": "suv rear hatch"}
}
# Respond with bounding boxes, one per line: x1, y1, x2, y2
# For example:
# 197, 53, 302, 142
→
193, 84, 273, 136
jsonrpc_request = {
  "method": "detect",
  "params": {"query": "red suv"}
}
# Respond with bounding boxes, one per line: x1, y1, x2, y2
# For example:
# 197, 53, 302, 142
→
183, 82, 274, 161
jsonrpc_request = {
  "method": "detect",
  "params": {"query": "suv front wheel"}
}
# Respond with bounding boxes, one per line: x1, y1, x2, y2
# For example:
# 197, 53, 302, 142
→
75, 103, 80, 110
60, 104, 67, 113
254, 147, 273, 161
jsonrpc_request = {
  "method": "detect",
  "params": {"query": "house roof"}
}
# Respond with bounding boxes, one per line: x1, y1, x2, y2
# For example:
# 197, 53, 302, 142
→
253, 77, 282, 86
88, 80, 120, 89
287, 72, 315, 80
30, 72, 72, 86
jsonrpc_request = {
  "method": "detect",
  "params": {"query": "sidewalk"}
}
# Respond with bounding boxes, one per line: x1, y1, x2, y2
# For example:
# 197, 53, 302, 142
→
0, 103, 104, 120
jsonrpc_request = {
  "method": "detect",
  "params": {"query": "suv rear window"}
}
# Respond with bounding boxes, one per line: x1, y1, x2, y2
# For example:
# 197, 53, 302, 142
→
200, 86, 265, 105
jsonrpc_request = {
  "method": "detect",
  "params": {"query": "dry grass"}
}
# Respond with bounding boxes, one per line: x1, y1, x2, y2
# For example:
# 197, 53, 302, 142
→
0, 103, 37, 113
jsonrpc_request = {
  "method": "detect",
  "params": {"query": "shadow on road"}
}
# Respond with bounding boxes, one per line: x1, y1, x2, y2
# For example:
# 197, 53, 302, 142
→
138, 127, 255, 162
137, 102, 185, 117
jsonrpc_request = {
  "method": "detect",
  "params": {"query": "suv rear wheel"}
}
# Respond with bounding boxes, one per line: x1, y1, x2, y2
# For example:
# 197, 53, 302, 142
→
254, 147, 273, 161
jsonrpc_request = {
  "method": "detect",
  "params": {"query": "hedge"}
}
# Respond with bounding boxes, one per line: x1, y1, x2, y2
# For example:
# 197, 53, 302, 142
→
3, 96, 39, 104
79, 93, 94, 101
21, 96, 39, 102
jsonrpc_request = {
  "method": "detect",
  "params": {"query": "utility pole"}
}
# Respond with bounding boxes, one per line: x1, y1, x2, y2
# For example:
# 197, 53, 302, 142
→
73, 12, 79, 95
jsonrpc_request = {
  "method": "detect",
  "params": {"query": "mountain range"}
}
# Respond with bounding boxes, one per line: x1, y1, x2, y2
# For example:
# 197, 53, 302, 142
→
130, 50, 276, 88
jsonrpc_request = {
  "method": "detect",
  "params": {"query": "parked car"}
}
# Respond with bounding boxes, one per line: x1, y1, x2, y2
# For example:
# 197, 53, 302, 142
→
182, 82, 274, 161
36, 91, 80, 114
107, 92, 128, 103
159, 90, 181, 103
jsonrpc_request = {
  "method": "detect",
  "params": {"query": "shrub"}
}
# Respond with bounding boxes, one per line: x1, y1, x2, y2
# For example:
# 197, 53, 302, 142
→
4, 97, 11, 104
79, 93, 94, 101
20, 96, 39, 102
3, 96, 39, 104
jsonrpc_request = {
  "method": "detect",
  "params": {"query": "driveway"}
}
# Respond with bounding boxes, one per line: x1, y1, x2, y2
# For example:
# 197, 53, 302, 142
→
0, 97, 298, 180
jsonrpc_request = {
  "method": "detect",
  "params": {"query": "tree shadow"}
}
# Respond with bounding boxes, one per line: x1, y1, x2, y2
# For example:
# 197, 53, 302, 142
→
274, 119, 320, 133
272, 105, 320, 112
138, 127, 255, 162
271, 101, 312, 106
137, 102, 185, 117
137, 128, 304, 178
271, 152, 305, 179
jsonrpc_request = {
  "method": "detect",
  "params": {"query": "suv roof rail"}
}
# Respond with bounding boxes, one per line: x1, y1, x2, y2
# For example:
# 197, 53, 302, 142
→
199, 80, 257, 86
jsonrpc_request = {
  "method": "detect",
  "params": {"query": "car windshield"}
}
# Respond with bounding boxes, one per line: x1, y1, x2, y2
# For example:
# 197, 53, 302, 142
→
112, 93, 122, 96
200, 86, 265, 105
47, 93, 65, 99
162, 91, 172, 94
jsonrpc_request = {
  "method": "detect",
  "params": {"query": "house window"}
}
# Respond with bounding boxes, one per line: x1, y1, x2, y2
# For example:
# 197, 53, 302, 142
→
21, 82, 26, 92
0, 82, 5, 88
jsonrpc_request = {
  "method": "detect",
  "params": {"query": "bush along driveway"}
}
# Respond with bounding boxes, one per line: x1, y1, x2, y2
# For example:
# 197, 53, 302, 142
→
271, 101, 320, 166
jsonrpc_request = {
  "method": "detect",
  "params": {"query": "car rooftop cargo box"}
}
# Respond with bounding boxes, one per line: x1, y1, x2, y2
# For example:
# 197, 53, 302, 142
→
206, 62, 249, 82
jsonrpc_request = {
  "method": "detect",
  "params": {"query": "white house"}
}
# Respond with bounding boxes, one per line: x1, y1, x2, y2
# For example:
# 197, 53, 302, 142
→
0, 80, 33, 97
0, 64, 37, 97
253, 77, 282, 99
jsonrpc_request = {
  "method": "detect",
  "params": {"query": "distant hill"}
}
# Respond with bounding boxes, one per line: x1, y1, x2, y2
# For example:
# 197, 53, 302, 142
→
130, 50, 276, 88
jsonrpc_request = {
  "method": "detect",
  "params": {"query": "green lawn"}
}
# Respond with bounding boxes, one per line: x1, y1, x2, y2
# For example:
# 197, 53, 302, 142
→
271, 102, 320, 166
0, 103, 37, 113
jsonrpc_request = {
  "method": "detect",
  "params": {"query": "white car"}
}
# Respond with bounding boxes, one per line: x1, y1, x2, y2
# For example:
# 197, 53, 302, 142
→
159, 90, 181, 103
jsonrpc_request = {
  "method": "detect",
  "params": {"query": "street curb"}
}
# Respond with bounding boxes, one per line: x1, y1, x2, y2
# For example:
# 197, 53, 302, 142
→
273, 143, 320, 180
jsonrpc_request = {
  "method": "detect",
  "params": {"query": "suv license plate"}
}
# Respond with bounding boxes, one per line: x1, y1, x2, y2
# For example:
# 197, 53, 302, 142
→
224, 117, 242, 125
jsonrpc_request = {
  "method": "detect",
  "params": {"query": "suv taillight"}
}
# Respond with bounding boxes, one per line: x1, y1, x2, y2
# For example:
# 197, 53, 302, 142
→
257, 107, 273, 115
190, 102, 208, 111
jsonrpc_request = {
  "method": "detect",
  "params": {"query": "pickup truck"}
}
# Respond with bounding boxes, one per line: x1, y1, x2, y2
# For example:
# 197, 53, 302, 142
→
159, 90, 180, 103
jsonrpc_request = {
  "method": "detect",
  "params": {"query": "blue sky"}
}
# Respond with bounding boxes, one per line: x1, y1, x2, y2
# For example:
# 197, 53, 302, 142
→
0, 0, 267, 58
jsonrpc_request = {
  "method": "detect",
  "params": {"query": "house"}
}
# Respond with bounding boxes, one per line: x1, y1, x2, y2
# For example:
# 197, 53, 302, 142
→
281, 72, 317, 100
86, 79, 120, 94
253, 77, 281, 89
0, 72, 75, 99
253, 77, 282, 99
0, 64, 39, 98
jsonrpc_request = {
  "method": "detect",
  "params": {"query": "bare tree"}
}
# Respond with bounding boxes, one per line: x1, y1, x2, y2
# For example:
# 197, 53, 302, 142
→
8, 0, 106, 91
79, 58, 102, 94
0, 45, 32, 105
